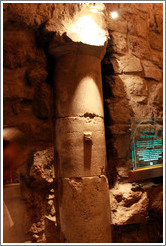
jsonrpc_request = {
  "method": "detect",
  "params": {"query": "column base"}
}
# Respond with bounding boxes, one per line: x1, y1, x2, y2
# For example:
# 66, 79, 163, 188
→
59, 175, 112, 243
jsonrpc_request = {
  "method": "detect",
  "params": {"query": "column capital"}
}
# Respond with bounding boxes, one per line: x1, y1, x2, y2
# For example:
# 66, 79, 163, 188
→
49, 33, 106, 60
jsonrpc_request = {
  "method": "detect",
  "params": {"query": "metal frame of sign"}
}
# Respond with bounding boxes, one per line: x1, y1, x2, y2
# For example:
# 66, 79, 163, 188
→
129, 117, 163, 181
131, 117, 163, 170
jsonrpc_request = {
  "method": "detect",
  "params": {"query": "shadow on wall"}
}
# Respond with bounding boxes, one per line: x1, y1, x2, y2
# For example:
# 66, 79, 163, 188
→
101, 35, 134, 187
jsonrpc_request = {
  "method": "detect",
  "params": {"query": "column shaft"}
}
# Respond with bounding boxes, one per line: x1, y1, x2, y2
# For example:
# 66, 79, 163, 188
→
50, 41, 112, 243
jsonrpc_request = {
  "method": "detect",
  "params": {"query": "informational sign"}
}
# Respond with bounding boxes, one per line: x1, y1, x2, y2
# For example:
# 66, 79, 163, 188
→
131, 117, 163, 170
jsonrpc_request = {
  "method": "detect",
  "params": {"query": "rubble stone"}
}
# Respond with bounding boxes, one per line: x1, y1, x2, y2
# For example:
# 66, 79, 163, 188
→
110, 183, 149, 225
30, 148, 55, 186
116, 160, 131, 179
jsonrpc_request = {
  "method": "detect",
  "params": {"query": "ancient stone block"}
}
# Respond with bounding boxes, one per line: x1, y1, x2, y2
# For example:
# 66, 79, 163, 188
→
107, 17, 127, 34
111, 54, 142, 73
119, 3, 137, 14
149, 11, 163, 35
3, 99, 23, 117
106, 98, 132, 124
4, 3, 48, 29
26, 67, 48, 86
148, 82, 163, 107
12, 100, 22, 115
111, 32, 127, 54
148, 32, 163, 51
129, 35, 151, 59
153, 3, 163, 14
3, 30, 36, 68
151, 50, 163, 68
142, 60, 162, 81
60, 175, 111, 243
128, 16, 147, 38
3, 68, 34, 100
130, 104, 153, 118
154, 14, 163, 34
109, 76, 126, 98
104, 3, 120, 12
112, 134, 131, 159
55, 117, 106, 178
120, 3, 151, 14
3, 112, 53, 147
110, 183, 149, 225
134, 3, 152, 12
106, 124, 130, 135
33, 83, 53, 119
114, 75, 148, 114
119, 74, 148, 98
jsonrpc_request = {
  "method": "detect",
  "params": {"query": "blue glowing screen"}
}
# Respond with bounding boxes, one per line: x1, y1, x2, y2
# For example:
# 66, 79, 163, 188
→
131, 117, 163, 170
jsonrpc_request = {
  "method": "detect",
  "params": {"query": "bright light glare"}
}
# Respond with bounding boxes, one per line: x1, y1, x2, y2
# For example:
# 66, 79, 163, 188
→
67, 15, 107, 46
110, 11, 118, 19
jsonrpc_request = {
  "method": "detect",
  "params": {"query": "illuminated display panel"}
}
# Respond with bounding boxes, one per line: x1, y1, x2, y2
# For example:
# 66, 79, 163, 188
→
131, 117, 163, 170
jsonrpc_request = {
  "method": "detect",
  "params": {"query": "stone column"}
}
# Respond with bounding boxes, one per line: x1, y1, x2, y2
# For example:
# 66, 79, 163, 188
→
49, 39, 112, 243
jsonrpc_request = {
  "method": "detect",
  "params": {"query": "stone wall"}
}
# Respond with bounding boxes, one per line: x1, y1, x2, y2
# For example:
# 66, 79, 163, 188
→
102, 3, 163, 243
102, 2, 163, 182
3, 3, 163, 243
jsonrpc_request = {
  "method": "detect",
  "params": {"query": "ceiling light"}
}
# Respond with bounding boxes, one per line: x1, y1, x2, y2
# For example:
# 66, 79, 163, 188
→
110, 11, 118, 19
